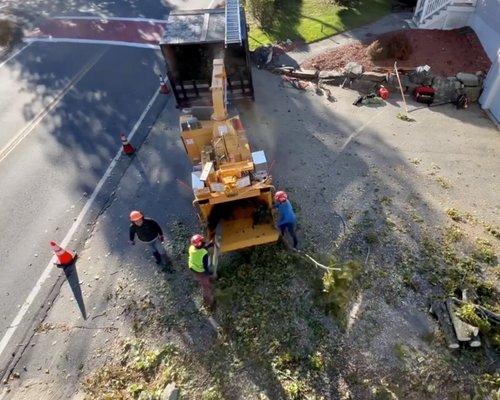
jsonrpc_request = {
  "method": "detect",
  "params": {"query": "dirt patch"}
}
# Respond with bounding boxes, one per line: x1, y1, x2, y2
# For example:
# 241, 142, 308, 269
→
305, 42, 373, 72
302, 29, 492, 76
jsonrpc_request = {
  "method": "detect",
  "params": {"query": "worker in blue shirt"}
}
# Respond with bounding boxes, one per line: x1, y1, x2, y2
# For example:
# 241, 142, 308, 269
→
273, 190, 298, 248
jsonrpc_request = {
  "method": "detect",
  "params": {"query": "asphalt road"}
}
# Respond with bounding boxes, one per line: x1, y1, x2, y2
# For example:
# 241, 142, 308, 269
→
0, 40, 165, 369
0, 0, 211, 381
0, 0, 211, 24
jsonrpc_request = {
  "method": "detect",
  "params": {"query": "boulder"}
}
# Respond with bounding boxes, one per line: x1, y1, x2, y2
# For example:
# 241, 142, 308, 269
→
161, 383, 179, 400
319, 70, 347, 86
318, 69, 344, 79
462, 85, 481, 102
359, 71, 386, 82
385, 72, 398, 88
456, 72, 479, 87
405, 82, 420, 94
350, 79, 378, 94
447, 76, 463, 90
400, 74, 411, 88
273, 66, 295, 74
289, 69, 318, 79
344, 62, 363, 77
432, 76, 462, 103
408, 65, 432, 85
387, 72, 410, 88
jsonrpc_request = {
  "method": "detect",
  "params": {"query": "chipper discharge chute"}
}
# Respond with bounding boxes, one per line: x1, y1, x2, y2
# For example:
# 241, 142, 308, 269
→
179, 59, 279, 253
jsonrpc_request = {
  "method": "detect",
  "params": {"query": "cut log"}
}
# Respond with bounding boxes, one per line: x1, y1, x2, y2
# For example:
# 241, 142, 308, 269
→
431, 300, 459, 349
318, 70, 344, 80
273, 66, 295, 74
373, 66, 416, 74
470, 332, 481, 347
446, 299, 479, 342
289, 69, 318, 80
161, 383, 179, 400
461, 290, 481, 347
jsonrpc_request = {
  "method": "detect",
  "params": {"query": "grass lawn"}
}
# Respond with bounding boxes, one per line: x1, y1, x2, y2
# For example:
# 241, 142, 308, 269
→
248, 0, 391, 49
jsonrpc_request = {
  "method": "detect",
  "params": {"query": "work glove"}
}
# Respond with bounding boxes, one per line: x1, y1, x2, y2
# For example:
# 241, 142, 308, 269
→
159, 235, 165, 243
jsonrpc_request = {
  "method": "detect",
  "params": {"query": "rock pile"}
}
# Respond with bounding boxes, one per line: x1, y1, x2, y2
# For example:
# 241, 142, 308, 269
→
276, 62, 485, 104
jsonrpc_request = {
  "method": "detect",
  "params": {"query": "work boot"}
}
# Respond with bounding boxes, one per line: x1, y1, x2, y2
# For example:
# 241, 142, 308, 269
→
162, 261, 174, 273
152, 251, 162, 264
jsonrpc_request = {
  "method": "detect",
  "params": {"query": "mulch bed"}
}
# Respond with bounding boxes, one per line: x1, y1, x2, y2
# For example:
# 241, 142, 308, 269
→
302, 29, 491, 76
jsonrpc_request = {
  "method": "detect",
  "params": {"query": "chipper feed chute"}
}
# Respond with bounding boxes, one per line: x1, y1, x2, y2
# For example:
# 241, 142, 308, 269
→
217, 208, 279, 253
206, 189, 279, 253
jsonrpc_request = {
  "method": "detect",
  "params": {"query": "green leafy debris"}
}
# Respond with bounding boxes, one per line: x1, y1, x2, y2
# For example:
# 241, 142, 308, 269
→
472, 238, 497, 265
457, 303, 491, 334
83, 339, 182, 400
319, 259, 361, 326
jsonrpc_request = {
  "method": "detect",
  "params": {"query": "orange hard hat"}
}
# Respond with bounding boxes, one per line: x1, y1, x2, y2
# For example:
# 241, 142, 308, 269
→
274, 190, 288, 202
191, 234, 204, 247
129, 210, 144, 222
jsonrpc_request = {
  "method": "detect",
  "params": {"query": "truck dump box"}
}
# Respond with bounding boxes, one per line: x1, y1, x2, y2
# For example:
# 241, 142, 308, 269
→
159, 5, 254, 107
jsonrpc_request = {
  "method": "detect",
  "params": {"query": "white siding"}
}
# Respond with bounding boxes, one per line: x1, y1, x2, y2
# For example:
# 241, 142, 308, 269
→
479, 50, 500, 123
468, 0, 500, 61
469, 0, 500, 122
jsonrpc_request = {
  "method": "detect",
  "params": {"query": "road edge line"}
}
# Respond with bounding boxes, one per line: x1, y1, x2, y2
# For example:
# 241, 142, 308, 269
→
0, 89, 160, 362
0, 43, 32, 69
23, 37, 160, 49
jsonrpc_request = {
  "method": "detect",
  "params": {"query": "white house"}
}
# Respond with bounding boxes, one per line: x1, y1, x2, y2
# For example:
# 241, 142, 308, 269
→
412, 0, 500, 123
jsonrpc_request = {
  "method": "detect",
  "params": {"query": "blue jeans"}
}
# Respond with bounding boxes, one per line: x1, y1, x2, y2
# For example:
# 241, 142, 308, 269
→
147, 237, 168, 265
279, 223, 298, 248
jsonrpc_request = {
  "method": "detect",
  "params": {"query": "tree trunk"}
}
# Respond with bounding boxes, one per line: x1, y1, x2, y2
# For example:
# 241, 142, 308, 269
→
431, 300, 459, 349
470, 332, 481, 347
446, 299, 479, 342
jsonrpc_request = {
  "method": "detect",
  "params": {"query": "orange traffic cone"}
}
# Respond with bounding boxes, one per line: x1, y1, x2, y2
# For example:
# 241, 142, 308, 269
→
158, 74, 169, 94
120, 133, 135, 155
50, 241, 76, 267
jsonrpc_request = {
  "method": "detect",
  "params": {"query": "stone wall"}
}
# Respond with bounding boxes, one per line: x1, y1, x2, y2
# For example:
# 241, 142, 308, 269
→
280, 62, 484, 104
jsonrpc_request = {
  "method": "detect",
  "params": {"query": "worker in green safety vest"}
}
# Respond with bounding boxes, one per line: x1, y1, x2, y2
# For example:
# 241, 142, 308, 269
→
188, 234, 215, 310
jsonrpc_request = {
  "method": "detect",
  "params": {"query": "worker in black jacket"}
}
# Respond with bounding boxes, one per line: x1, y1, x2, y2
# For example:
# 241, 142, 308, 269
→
129, 210, 171, 270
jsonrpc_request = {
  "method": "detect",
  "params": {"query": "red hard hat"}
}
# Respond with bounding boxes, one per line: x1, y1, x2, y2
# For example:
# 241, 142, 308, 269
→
191, 234, 204, 247
129, 210, 144, 222
274, 191, 288, 202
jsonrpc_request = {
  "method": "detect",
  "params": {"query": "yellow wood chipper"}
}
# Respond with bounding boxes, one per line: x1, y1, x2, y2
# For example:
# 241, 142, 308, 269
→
179, 59, 279, 257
